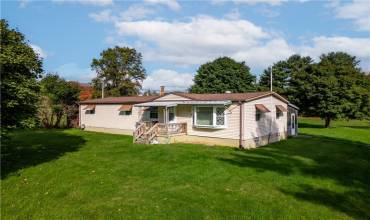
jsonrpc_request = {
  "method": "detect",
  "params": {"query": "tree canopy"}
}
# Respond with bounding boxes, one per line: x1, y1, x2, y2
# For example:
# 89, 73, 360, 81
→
190, 57, 256, 93
259, 52, 369, 127
91, 46, 146, 97
0, 19, 43, 133
309, 52, 370, 127
39, 74, 81, 128
259, 54, 314, 114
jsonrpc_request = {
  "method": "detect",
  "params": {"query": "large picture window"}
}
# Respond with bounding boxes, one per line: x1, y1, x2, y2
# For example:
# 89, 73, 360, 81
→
194, 106, 226, 128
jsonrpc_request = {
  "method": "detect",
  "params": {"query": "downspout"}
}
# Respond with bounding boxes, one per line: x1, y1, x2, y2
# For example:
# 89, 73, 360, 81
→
239, 101, 245, 149
78, 103, 81, 128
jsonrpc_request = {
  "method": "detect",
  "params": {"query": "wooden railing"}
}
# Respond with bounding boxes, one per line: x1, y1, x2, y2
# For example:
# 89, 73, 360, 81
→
134, 122, 187, 144
143, 123, 159, 144
157, 123, 187, 135
133, 122, 146, 142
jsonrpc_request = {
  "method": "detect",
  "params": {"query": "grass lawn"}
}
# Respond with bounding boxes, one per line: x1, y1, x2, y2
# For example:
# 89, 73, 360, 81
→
1, 118, 370, 219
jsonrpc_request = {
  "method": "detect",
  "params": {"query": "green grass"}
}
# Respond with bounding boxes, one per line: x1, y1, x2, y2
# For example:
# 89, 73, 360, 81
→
1, 118, 370, 219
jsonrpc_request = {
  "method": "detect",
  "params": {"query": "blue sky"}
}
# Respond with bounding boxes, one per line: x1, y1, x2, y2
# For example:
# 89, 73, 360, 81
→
2, 0, 370, 91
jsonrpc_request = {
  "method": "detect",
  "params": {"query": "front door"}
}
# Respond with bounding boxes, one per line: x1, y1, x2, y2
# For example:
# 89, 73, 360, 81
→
291, 114, 296, 135
167, 107, 176, 123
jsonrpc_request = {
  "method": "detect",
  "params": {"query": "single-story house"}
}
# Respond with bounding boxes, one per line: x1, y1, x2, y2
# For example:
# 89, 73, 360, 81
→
79, 87, 298, 148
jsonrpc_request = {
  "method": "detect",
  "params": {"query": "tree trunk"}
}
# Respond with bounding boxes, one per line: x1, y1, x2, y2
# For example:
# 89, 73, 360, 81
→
54, 112, 63, 128
324, 116, 331, 128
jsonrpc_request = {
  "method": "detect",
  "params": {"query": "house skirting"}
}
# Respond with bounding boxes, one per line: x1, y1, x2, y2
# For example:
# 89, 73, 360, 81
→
84, 126, 133, 135
158, 132, 288, 148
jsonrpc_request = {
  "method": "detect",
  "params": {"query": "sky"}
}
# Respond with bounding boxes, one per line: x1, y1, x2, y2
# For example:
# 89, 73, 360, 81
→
2, 0, 370, 92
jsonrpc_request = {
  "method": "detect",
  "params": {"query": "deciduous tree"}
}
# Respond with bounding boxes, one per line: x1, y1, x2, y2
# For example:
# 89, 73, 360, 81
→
91, 46, 146, 97
311, 52, 369, 127
190, 57, 256, 93
0, 19, 43, 135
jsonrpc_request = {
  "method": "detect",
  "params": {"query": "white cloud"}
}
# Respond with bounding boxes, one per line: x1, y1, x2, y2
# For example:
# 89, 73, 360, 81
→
98, 13, 370, 74
89, 9, 114, 22
30, 44, 47, 59
53, 0, 113, 6
143, 0, 181, 11
54, 62, 96, 82
233, 38, 294, 68
19, 0, 28, 8
120, 4, 155, 21
213, 0, 284, 6
299, 36, 370, 71
142, 69, 193, 91
225, 8, 241, 20
332, 0, 370, 31
258, 7, 280, 17
90, 5, 154, 23
113, 15, 294, 69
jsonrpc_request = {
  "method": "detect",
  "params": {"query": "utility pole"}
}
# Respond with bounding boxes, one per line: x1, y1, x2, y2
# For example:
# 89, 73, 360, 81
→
101, 78, 105, 98
270, 66, 273, 92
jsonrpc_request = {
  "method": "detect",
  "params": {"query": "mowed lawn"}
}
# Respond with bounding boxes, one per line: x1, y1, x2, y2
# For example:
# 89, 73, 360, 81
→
1, 118, 370, 219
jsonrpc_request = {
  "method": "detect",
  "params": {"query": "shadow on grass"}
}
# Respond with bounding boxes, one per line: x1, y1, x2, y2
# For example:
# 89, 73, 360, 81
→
217, 135, 370, 219
298, 122, 325, 128
1, 129, 85, 179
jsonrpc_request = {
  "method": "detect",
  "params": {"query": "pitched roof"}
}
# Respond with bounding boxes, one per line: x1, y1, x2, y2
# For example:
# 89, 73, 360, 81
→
79, 95, 159, 104
79, 91, 288, 104
173, 91, 287, 102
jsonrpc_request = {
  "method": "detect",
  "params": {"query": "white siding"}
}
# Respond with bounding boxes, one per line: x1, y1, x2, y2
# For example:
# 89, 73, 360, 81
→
176, 104, 241, 140
155, 94, 190, 101
80, 104, 145, 131
243, 96, 288, 139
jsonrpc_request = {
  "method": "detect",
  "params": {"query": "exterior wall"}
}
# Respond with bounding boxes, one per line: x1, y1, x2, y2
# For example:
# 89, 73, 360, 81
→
157, 131, 287, 148
287, 106, 299, 136
80, 104, 145, 131
155, 94, 190, 101
175, 104, 241, 140
243, 96, 288, 141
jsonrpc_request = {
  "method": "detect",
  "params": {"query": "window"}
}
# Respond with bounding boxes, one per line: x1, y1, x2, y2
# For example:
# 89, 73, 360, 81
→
216, 107, 225, 126
256, 110, 261, 121
85, 109, 95, 114
119, 111, 132, 116
149, 107, 158, 120
276, 111, 283, 119
194, 106, 226, 128
168, 107, 175, 122
196, 107, 213, 126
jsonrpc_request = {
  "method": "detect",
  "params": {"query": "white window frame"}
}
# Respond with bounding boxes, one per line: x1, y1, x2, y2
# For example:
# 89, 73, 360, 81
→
193, 106, 227, 129
167, 106, 177, 123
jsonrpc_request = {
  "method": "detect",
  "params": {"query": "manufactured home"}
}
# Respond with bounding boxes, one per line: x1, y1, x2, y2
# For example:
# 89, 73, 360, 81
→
79, 88, 298, 148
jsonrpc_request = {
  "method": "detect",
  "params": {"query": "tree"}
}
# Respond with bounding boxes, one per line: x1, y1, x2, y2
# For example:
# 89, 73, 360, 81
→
39, 74, 80, 128
310, 52, 370, 127
91, 46, 146, 97
190, 57, 256, 93
259, 54, 314, 114
0, 19, 43, 135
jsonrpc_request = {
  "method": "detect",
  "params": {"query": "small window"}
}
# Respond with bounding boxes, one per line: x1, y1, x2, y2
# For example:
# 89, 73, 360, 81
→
119, 111, 132, 116
216, 107, 225, 126
168, 107, 175, 122
276, 111, 283, 119
85, 109, 95, 114
149, 107, 158, 120
256, 110, 261, 121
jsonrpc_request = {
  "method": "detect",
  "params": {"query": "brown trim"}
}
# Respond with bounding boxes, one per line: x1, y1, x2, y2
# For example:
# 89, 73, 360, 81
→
239, 102, 245, 149
243, 92, 289, 104
118, 104, 133, 111
276, 104, 287, 112
255, 104, 270, 113
83, 105, 96, 110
